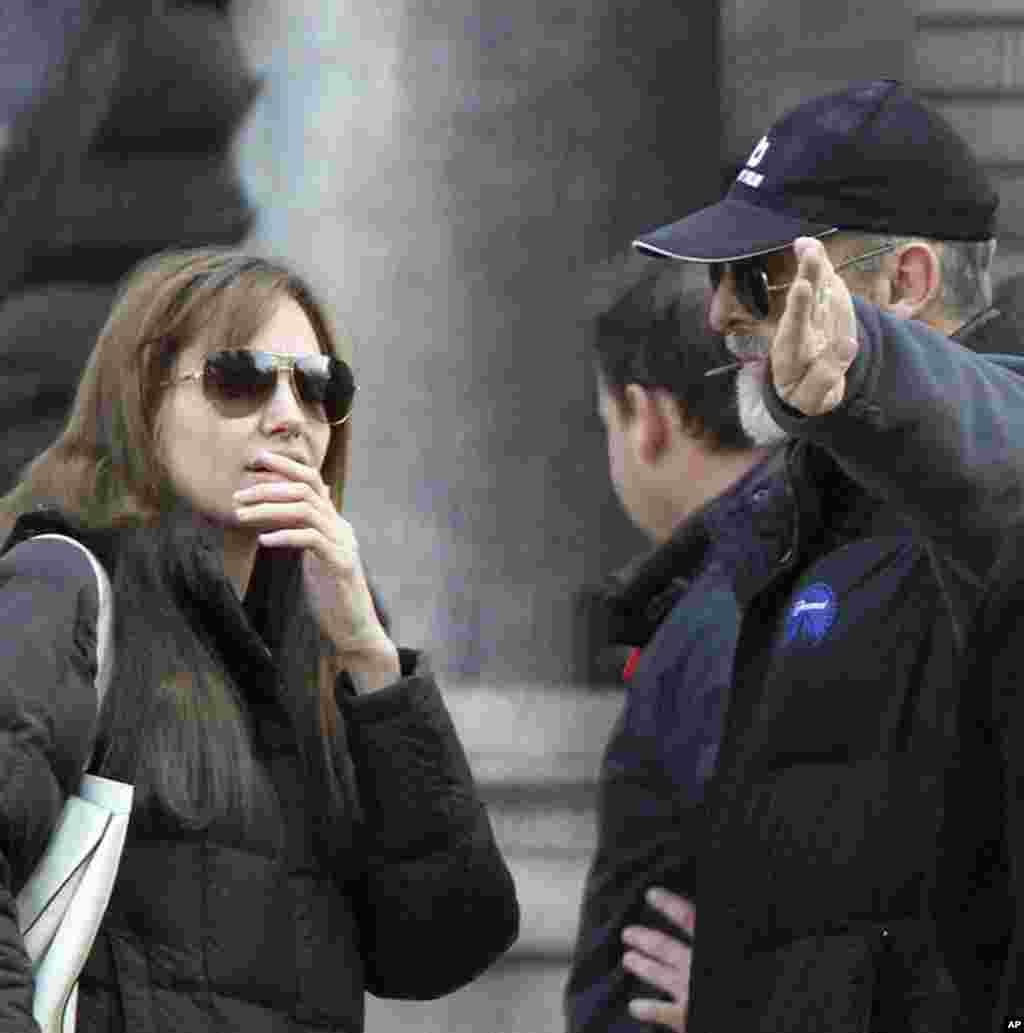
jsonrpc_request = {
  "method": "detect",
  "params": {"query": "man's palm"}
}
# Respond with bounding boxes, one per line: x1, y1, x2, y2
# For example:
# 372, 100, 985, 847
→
771, 237, 859, 416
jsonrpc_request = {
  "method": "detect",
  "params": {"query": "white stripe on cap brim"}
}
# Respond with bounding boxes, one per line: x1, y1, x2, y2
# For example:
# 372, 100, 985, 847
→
633, 229, 838, 264
631, 196, 837, 263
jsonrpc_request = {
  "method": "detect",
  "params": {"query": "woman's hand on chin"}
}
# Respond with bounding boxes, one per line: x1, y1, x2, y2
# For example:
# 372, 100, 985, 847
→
233, 449, 400, 692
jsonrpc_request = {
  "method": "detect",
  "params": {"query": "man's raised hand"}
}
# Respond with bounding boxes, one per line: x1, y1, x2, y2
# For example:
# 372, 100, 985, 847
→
771, 237, 859, 415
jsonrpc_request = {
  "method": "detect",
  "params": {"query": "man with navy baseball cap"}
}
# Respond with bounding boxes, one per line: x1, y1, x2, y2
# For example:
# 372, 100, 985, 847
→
612, 81, 1024, 1032
636, 79, 1006, 448
635, 80, 997, 262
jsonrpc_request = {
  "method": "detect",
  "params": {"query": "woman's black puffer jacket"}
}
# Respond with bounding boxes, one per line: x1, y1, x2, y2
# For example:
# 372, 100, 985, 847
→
0, 513, 518, 1033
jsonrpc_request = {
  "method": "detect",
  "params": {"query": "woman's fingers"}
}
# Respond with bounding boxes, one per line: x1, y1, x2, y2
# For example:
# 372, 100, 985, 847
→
232, 448, 394, 680
234, 470, 338, 542
249, 450, 328, 493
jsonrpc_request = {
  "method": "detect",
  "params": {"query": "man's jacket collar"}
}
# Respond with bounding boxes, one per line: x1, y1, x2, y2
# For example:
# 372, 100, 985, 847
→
598, 449, 795, 647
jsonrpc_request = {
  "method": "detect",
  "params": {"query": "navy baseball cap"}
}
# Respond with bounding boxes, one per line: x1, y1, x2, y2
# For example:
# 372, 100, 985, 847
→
634, 80, 999, 263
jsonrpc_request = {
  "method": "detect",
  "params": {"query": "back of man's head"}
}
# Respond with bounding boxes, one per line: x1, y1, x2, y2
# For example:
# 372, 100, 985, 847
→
827, 230, 996, 328
592, 267, 751, 453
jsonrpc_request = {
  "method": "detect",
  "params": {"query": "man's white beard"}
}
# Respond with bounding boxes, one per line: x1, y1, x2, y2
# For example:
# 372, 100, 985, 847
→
728, 334, 789, 447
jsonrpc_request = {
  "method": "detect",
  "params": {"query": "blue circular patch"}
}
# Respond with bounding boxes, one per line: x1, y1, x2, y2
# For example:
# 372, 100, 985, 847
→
783, 582, 837, 646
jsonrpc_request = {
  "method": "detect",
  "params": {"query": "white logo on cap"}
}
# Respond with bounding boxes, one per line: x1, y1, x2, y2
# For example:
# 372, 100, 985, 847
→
736, 135, 770, 188
747, 136, 770, 167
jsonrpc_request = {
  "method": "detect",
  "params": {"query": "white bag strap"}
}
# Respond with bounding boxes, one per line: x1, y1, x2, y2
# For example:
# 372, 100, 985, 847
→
13, 533, 130, 1033
32, 534, 114, 706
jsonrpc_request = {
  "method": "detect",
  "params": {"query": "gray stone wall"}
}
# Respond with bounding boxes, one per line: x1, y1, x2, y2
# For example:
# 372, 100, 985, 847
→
0, 1, 85, 124
911, 2, 1024, 276
721, 0, 915, 160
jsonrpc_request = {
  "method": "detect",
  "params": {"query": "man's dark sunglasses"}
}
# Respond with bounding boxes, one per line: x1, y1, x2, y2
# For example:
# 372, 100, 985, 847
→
708, 242, 898, 319
167, 350, 357, 426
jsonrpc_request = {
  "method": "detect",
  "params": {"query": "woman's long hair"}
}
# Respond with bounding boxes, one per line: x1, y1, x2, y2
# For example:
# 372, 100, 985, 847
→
0, 249, 360, 859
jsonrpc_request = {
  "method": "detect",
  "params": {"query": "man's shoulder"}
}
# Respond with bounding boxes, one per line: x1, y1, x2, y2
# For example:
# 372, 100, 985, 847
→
645, 564, 739, 669
596, 521, 714, 650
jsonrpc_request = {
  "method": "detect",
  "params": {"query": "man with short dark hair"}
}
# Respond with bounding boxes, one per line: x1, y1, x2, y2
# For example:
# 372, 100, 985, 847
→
565, 272, 780, 1033
618, 80, 1024, 1031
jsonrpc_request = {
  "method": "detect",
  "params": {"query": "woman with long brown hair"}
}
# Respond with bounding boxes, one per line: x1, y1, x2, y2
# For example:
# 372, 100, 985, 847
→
0, 248, 517, 1032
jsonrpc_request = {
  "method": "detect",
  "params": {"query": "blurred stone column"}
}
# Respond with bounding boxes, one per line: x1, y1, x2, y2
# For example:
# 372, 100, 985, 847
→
0, 0, 258, 491
234, 1, 721, 685
0, 1, 85, 126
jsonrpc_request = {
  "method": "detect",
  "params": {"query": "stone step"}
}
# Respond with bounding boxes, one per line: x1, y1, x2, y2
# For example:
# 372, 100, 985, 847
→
486, 786, 599, 857
442, 682, 623, 788
441, 682, 622, 958
921, 10, 1024, 25
365, 956, 570, 1033
501, 852, 590, 958
484, 788, 598, 957
916, 2, 1024, 17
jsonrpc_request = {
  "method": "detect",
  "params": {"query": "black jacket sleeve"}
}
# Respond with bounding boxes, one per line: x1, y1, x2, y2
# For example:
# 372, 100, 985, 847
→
337, 649, 519, 999
566, 745, 699, 1033
763, 298, 1024, 582
0, 536, 102, 1032
566, 570, 738, 1033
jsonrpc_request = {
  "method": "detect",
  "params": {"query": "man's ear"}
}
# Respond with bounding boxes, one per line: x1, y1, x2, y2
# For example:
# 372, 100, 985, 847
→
886, 241, 943, 321
623, 384, 674, 464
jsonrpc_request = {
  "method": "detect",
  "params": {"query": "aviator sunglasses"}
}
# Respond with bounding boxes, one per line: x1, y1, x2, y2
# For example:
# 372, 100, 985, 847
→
166, 350, 357, 426
708, 242, 899, 320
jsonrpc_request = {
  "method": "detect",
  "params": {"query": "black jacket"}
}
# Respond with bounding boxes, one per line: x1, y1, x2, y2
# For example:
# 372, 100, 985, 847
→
687, 302, 1024, 1033
0, 513, 518, 1033
938, 513, 1024, 1033
565, 455, 789, 1033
